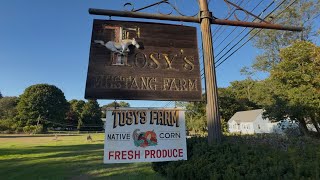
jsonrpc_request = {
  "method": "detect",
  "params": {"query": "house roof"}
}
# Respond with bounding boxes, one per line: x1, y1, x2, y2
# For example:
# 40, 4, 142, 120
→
228, 109, 263, 123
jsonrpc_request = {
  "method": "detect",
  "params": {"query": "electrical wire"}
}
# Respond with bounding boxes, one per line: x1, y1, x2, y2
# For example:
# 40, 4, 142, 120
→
215, 0, 277, 61
158, 0, 298, 108
200, 0, 282, 78
214, 0, 266, 50
215, 0, 299, 68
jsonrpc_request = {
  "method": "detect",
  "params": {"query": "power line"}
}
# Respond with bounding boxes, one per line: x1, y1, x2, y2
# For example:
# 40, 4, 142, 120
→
200, 0, 247, 77
156, 0, 298, 108
200, 0, 282, 78
215, 0, 277, 61
214, 0, 266, 50
215, 0, 298, 68
211, 0, 245, 39
212, 0, 252, 42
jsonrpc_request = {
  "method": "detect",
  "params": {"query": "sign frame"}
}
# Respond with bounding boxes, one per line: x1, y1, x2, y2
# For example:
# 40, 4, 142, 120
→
103, 107, 187, 164
85, 20, 202, 101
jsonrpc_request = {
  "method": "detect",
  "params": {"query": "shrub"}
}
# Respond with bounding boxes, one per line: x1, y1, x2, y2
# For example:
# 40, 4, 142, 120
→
152, 136, 320, 179
23, 125, 43, 134
0, 119, 17, 133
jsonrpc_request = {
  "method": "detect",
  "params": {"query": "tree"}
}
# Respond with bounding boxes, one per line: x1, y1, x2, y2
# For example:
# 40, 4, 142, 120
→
80, 100, 103, 131
0, 91, 3, 99
101, 101, 130, 110
185, 86, 260, 135
250, 0, 320, 72
101, 101, 130, 118
264, 41, 320, 135
17, 84, 68, 132
0, 96, 18, 120
185, 97, 207, 134
66, 99, 85, 130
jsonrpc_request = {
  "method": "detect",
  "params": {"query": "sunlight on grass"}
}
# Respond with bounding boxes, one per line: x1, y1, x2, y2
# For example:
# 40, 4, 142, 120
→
0, 134, 164, 180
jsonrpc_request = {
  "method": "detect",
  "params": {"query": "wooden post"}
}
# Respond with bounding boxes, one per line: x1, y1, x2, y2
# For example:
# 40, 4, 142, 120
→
199, 0, 222, 144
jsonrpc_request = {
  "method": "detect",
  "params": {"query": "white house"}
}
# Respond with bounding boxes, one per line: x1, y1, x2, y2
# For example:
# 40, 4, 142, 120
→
228, 109, 273, 134
228, 109, 300, 134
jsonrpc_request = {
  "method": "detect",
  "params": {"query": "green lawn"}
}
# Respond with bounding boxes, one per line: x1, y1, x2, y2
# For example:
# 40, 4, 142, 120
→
0, 134, 164, 180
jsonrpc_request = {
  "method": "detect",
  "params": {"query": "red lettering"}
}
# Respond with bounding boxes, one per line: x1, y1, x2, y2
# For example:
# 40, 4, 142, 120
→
144, 149, 184, 159
156, 150, 161, 158
167, 149, 172, 157
135, 150, 141, 159
128, 150, 133, 159
108, 151, 114, 160
145, 150, 150, 158
121, 150, 127, 160
162, 149, 167, 158
173, 149, 178, 157
178, 149, 183, 157
115, 151, 121, 159
150, 150, 155, 158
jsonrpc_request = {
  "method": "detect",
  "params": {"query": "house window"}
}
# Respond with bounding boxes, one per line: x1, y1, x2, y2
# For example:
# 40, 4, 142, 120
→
258, 125, 261, 129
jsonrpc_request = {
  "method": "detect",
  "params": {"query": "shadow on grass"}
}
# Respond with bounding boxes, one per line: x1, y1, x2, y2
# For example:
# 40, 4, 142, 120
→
0, 134, 81, 138
0, 143, 164, 180
0, 144, 103, 156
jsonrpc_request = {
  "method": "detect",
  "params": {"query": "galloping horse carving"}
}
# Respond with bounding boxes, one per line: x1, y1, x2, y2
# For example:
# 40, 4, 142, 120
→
94, 38, 140, 54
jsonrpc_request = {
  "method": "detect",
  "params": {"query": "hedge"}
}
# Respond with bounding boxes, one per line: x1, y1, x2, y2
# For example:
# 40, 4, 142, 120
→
152, 135, 320, 180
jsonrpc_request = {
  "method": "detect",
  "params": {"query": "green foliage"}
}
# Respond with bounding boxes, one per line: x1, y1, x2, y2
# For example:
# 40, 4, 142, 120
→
219, 85, 260, 120
0, 96, 18, 119
17, 84, 68, 132
0, 119, 15, 133
22, 125, 43, 134
153, 136, 320, 179
0, 91, 2, 99
0, 97, 20, 133
262, 41, 320, 134
66, 99, 85, 130
185, 84, 261, 135
185, 98, 207, 134
250, 0, 320, 72
101, 101, 130, 119
101, 101, 130, 111
80, 100, 103, 131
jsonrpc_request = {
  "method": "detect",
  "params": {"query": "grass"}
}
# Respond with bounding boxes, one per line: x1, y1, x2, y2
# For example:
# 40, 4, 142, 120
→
0, 134, 164, 180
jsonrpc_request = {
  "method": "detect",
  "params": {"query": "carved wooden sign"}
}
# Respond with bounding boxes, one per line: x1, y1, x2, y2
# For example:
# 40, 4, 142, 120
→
85, 20, 201, 101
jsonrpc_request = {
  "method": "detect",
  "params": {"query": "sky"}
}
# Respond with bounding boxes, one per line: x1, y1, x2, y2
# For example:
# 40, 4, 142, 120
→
0, 0, 308, 107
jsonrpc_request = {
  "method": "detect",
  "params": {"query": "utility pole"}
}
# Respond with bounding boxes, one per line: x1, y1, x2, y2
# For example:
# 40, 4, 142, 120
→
199, 0, 221, 143
88, 0, 303, 145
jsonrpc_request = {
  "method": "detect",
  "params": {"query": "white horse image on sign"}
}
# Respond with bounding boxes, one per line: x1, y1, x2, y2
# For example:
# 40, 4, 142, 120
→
94, 38, 140, 54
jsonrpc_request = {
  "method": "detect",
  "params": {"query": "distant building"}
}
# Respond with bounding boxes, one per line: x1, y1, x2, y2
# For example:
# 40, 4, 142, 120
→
228, 109, 272, 134
228, 109, 301, 134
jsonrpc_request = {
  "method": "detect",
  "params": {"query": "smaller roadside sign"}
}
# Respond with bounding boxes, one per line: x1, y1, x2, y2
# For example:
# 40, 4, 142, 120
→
104, 108, 187, 163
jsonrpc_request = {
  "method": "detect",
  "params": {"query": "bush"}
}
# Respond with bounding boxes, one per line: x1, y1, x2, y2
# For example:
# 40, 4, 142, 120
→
0, 119, 18, 133
152, 136, 320, 179
23, 125, 43, 134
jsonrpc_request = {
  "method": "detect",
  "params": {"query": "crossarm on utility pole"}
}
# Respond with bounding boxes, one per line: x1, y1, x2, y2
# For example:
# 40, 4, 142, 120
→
89, 8, 303, 31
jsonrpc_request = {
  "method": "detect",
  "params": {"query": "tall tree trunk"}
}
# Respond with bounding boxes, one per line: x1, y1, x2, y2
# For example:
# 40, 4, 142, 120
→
298, 119, 309, 136
311, 114, 320, 135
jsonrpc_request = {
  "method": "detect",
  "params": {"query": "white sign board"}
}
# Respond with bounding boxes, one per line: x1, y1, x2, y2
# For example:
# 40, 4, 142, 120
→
104, 108, 187, 163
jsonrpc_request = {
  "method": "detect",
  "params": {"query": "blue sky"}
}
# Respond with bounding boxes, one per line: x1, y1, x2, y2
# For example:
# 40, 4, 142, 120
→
0, 0, 307, 107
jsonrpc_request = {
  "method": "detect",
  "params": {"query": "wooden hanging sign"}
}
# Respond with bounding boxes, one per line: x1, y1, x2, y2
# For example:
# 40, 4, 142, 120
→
85, 20, 201, 101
